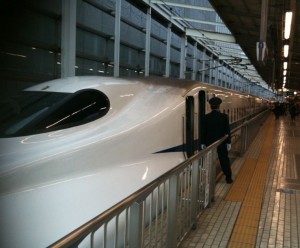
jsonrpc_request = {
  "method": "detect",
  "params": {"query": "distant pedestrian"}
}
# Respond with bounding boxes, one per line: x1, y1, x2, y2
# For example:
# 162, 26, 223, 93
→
289, 103, 297, 121
273, 103, 281, 120
201, 97, 233, 184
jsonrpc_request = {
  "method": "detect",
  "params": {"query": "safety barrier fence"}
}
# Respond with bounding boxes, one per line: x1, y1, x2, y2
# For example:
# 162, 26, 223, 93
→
231, 109, 270, 155
49, 110, 271, 248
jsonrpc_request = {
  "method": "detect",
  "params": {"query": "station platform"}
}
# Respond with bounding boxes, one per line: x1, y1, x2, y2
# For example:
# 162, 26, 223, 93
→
181, 114, 300, 248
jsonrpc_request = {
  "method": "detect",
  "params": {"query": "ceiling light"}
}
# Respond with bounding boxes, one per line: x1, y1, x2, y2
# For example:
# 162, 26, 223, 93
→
284, 12, 293, 39
284, 45, 289, 57
283, 62, 288, 69
283, 70, 287, 76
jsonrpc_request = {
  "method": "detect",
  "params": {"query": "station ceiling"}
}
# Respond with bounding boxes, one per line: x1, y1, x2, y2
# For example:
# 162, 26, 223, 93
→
208, 0, 300, 92
149, 0, 300, 93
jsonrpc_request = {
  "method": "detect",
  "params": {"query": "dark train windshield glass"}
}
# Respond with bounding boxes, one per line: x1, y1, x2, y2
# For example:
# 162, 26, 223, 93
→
0, 89, 110, 137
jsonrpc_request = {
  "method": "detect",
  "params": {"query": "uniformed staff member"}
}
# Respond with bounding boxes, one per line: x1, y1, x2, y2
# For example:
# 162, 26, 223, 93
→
201, 97, 233, 184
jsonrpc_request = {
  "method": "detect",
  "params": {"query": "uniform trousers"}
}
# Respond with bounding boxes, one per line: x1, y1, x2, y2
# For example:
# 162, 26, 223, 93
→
217, 143, 232, 180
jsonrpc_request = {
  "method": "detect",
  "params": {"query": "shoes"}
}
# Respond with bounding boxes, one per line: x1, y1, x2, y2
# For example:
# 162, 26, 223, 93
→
226, 178, 233, 184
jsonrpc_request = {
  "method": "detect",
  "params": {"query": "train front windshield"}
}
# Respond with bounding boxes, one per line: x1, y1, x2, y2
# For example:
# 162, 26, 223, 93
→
0, 89, 110, 137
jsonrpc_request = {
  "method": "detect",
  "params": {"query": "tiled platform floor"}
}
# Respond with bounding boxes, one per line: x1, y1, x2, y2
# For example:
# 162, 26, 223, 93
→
180, 114, 300, 248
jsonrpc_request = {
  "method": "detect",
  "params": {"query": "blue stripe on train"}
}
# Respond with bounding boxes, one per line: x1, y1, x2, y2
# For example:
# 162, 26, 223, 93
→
154, 144, 184, 153
154, 139, 201, 154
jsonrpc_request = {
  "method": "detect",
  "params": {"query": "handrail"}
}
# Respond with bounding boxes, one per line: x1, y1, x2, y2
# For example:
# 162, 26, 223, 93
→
49, 136, 228, 248
231, 109, 270, 134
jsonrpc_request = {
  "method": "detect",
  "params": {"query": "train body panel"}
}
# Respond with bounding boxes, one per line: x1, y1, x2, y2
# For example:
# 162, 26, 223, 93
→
0, 76, 269, 247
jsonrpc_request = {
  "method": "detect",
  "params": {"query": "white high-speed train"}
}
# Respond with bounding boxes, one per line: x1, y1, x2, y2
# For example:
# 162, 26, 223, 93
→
0, 76, 269, 247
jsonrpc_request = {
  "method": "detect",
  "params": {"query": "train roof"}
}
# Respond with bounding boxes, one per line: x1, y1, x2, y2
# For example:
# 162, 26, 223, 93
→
25, 75, 263, 99
26, 76, 197, 92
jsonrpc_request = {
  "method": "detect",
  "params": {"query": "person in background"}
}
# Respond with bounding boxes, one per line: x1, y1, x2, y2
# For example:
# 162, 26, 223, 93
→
273, 102, 281, 119
289, 102, 297, 121
201, 97, 233, 184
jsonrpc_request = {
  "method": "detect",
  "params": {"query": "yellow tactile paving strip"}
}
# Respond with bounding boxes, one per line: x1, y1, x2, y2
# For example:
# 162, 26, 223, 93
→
225, 159, 257, 201
227, 119, 275, 248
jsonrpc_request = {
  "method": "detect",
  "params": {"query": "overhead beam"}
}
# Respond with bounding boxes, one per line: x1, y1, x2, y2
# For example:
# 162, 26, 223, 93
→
186, 28, 236, 43
208, 44, 248, 58
217, 56, 250, 64
172, 16, 225, 27
151, 1, 214, 12
216, 50, 248, 59
208, 44, 244, 53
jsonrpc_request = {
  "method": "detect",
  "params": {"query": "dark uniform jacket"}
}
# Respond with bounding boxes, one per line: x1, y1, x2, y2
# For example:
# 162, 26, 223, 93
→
202, 110, 231, 146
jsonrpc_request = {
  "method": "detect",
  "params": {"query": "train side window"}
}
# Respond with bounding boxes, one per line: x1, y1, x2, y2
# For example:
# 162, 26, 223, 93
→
0, 89, 110, 137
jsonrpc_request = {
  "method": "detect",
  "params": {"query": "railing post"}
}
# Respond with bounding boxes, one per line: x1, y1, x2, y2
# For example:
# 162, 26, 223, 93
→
209, 149, 217, 203
191, 159, 199, 229
167, 175, 178, 247
203, 151, 212, 208
129, 201, 143, 248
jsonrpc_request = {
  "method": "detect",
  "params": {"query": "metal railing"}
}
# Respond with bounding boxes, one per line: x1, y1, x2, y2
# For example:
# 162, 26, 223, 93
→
49, 110, 271, 248
231, 109, 270, 156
